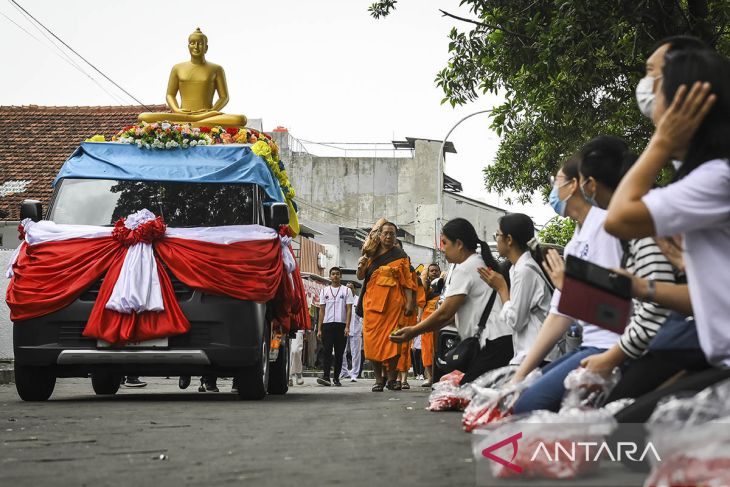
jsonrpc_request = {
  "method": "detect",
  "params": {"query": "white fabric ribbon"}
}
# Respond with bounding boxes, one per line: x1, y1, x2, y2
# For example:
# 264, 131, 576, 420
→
6, 210, 297, 314
105, 242, 164, 313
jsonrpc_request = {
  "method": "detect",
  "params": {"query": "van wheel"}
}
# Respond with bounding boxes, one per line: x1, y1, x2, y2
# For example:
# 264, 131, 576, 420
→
15, 365, 56, 402
91, 371, 121, 395
236, 322, 270, 400
268, 337, 290, 395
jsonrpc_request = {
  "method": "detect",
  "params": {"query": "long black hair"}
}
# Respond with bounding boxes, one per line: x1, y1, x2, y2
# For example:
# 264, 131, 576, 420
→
579, 135, 638, 191
498, 213, 534, 252
442, 218, 509, 284
661, 48, 730, 179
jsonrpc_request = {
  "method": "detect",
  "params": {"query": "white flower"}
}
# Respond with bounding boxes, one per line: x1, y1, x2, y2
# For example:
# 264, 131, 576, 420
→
161, 122, 171, 130
124, 209, 156, 230
190, 140, 197, 146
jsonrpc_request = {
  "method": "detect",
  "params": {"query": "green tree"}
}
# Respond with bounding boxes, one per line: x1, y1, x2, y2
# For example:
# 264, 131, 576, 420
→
370, 1, 730, 203
537, 216, 576, 247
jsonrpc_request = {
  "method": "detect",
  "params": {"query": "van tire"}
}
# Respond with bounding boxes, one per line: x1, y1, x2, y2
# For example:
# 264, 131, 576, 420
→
236, 322, 270, 400
15, 365, 56, 402
268, 337, 290, 395
91, 371, 121, 395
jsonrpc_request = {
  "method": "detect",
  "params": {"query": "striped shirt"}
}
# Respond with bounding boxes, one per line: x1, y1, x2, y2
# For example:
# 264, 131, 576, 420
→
619, 237, 675, 359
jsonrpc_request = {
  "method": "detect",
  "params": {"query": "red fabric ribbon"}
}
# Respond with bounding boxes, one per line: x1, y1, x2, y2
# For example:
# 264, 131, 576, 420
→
112, 216, 166, 247
7, 233, 310, 344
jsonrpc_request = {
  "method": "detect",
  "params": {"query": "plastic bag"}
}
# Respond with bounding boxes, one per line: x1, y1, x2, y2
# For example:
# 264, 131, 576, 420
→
427, 370, 471, 411
462, 369, 541, 432
473, 408, 617, 480
361, 217, 387, 257
560, 367, 621, 411
644, 378, 730, 487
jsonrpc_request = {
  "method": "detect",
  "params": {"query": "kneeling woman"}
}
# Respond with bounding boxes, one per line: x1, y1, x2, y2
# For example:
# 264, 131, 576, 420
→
391, 218, 513, 385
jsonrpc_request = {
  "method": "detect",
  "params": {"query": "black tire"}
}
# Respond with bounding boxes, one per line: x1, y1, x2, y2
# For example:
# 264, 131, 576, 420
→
268, 337, 290, 395
15, 365, 56, 402
236, 321, 271, 400
91, 371, 121, 395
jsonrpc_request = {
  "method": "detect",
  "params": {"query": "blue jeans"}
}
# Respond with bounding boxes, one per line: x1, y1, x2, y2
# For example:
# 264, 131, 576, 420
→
512, 346, 605, 414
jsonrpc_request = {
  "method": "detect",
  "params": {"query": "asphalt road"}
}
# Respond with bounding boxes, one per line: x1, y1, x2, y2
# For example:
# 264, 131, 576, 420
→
0, 377, 649, 487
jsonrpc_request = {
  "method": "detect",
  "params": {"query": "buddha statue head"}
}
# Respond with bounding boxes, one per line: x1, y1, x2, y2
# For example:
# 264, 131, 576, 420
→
188, 28, 208, 62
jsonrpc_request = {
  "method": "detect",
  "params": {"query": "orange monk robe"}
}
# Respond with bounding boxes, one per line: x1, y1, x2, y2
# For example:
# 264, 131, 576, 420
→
420, 295, 439, 367
363, 257, 417, 363
397, 273, 426, 372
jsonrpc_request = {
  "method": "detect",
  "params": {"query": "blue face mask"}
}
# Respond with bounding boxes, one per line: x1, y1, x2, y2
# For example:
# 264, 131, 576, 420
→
580, 179, 599, 207
548, 183, 569, 217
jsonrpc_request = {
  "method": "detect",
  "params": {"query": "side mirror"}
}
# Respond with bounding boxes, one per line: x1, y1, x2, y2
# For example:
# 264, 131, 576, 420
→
267, 202, 289, 229
20, 200, 42, 222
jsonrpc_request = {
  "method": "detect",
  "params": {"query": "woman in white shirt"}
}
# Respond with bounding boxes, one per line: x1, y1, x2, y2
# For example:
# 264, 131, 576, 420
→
478, 213, 553, 365
390, 218, 513, 384
509, 154, 624, 414
606, 47, 730, 421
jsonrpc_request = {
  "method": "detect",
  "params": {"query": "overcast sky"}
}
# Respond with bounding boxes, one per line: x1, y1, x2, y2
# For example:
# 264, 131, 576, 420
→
0, 0, 555, 225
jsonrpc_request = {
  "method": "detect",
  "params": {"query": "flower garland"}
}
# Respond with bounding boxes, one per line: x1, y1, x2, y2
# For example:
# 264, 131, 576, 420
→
107, 122, 295, 205
111, 209, 167, 247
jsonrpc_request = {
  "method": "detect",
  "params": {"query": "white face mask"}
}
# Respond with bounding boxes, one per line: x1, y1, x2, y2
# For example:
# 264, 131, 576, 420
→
636, 75, 661, 119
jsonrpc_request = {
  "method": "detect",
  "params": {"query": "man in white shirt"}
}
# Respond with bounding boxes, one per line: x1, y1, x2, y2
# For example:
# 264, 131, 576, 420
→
317, 267, 354, 386
340, 282, 363, 382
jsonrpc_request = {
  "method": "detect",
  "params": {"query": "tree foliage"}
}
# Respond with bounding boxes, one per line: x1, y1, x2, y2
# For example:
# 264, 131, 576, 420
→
538, 216, 576, 247
370, 1, 730, 202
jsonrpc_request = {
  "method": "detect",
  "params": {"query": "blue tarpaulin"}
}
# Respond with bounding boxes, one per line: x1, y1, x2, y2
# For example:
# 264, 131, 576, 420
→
53, 142, 285, 202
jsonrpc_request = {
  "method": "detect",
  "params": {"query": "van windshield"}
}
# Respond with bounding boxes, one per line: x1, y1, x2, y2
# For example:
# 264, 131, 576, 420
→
49, 179, 258, 227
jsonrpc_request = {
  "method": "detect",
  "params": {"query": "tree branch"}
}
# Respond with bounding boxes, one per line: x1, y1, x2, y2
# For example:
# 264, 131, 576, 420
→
438, 9, 535, 43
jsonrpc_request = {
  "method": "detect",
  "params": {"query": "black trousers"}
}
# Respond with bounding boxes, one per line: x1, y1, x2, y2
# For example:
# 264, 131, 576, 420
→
321, 322, 347, 379
460, 334, 514, 385
411, 349, 424, 377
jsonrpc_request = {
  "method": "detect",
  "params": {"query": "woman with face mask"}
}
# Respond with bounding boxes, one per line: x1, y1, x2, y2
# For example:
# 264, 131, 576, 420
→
390, 218, 513, 385
606, 46, 730, 420
508, 154, 624, 415
575, 136, 676, 380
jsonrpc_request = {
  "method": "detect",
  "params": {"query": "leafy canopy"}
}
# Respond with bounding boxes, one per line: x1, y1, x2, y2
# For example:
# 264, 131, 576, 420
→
370, 0, 730, 203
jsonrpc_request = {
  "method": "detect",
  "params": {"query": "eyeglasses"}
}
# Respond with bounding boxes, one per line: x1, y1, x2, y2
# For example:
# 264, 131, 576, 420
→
493, 232, 503, 240
381, 231, 396, 237
549, 174, 574, 188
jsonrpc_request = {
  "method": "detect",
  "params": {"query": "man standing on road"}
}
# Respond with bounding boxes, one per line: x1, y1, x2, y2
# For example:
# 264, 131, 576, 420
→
340, 282, 363, 382
317, 267, 354, 387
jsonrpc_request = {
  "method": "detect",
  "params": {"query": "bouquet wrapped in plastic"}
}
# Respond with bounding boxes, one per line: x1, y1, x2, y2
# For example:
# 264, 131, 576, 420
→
644, 378, 730, 487
560, 366, 621, 411
472, 408, 617, 480
361, 217, 387, 257
462, 368, 541, 432
426, 370, 471, 411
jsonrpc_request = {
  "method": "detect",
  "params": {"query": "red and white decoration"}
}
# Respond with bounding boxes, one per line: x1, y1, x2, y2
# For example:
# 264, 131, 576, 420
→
6, 209, 309, 344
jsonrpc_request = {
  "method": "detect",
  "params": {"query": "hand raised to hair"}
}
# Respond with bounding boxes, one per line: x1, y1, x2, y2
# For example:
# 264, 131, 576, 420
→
653, 81, 716, 157
542, 249, 565, 291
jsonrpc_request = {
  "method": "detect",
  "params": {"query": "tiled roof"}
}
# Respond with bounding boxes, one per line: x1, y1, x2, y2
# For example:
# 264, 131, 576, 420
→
0, 104, 167, 220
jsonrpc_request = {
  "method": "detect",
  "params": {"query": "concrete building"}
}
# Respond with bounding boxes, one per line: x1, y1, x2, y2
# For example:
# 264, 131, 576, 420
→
271, 131, 508, 262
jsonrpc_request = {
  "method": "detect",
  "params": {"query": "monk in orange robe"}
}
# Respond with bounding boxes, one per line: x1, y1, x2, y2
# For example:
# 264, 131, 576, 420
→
356, 222, 416, 392
420, 263, 442, 387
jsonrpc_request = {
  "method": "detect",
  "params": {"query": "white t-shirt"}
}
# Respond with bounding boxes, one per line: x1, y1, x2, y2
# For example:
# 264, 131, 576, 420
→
319, 285, 355, 324
348, 294, 363, 336
550, 206, 624, 349
643, 159, 730, 367
444, 253, 510, 344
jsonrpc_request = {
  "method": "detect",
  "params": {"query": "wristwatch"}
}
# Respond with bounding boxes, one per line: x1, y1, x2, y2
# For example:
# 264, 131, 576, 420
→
645, 279, 656, 302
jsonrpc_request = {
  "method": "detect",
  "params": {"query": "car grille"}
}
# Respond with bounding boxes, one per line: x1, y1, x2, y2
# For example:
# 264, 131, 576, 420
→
79, 267, 194, 302
57, 322, 96, 346
57, 321, 214, 347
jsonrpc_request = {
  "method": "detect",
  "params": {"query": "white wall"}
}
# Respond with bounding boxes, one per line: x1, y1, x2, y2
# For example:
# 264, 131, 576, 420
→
0, 250, 14, 359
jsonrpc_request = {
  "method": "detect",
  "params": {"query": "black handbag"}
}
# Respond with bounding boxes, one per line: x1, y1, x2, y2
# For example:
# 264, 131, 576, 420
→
438, 289, 498, 374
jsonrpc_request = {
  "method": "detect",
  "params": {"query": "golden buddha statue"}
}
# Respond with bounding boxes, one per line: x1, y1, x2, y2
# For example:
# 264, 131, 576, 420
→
138, 28, 247, 128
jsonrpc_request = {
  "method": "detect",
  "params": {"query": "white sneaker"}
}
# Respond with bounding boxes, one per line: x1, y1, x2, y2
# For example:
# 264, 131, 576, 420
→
350, 377, 357, 382
296, 374, 304, 385
288, 377, 294, 386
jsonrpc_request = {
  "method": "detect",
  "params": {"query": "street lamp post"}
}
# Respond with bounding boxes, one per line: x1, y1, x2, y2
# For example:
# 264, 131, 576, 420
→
435, 109, 492, 257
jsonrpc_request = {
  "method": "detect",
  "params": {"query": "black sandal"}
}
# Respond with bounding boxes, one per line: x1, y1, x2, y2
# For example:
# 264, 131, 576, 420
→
386, 380, 401, 391
401, 382, 410, 390
372, 382, 385, 392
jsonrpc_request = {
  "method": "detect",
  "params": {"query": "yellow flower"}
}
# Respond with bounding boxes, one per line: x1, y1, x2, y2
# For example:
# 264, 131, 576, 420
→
251, 140, 272, 160
86, 134, 106, 142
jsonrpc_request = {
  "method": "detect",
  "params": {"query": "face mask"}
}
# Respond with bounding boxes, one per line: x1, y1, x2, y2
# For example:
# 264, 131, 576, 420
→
580, 179, 598, 207
548, 182, 570, 217
636, 75, 659, 119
